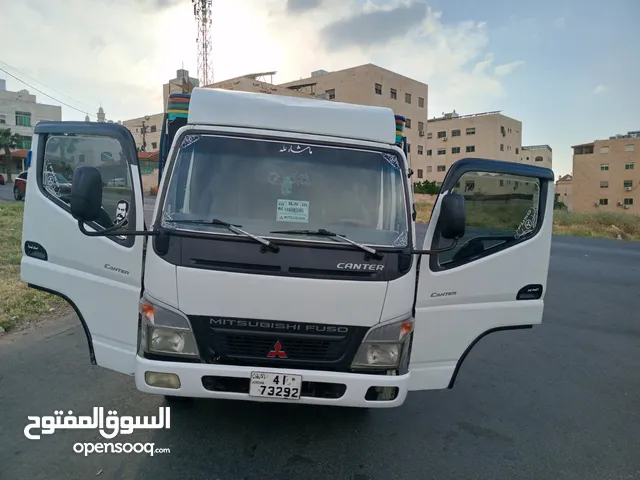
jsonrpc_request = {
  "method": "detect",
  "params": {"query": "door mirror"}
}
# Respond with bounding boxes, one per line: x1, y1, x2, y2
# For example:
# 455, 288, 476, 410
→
438, 193, 466, 239
70, 166, 103, 223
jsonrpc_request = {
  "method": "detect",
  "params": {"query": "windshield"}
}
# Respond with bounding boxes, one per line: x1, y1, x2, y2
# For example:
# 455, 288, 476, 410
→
160, 134, 409, 247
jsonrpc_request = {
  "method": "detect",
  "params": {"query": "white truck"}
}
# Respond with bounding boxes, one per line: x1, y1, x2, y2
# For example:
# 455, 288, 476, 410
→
20, 88, 554, 408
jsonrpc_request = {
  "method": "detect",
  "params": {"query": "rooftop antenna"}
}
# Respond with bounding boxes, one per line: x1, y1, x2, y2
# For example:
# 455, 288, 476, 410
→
192, 0, 213, 86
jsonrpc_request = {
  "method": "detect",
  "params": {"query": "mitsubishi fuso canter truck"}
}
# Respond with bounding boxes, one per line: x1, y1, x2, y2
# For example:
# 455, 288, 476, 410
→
20, 87, 554, 408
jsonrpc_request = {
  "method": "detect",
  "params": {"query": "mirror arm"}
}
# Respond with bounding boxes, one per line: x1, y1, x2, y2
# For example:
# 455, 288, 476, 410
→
77, 219, 159, 237
411, 237, 459, 255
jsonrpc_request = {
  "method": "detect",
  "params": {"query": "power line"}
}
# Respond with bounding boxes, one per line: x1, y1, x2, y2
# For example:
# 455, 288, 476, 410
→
0, 60, 94, 110
0, 65, 93, 118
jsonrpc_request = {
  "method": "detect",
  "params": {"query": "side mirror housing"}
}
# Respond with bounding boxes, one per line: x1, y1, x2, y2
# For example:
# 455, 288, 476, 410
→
70, 166, 103, 223
438, 193, 466, 239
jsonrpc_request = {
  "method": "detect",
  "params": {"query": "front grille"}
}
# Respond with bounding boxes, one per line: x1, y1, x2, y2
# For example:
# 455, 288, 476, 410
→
189, 316, 369, 372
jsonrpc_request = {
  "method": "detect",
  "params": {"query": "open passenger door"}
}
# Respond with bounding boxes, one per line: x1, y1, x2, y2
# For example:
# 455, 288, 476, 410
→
20, 122, 145, 375
409, 158, 555, 391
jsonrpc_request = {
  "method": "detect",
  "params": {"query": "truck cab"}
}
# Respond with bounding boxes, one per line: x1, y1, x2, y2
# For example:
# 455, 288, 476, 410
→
20, 88, 554, 408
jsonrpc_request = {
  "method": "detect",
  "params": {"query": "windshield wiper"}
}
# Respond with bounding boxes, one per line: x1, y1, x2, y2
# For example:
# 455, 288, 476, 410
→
172, 218, 280, 253
269, 228, 378, 256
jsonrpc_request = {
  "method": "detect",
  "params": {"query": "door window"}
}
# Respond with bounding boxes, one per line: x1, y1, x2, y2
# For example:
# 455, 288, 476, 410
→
39, 134, 136, 236
431, 171, 542, 269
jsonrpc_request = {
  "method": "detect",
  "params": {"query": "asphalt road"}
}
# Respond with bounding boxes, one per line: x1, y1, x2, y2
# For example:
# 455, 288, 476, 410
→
1, 197, 640, 480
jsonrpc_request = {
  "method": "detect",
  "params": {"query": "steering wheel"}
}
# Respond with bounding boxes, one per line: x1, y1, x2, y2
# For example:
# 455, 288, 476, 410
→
334, 218, 371, 228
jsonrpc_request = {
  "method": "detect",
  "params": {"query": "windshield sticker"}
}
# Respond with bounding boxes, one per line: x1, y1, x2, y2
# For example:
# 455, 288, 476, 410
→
269, 171, 311, 196
42, 159, 63, 199
392, 230, 408, 247
180, 134, 201, 149
381, 153, 400, 171
514, 206, 538, 239
161, 211, 177, 229
279, 144, 313, 155
276, 199, 310, 223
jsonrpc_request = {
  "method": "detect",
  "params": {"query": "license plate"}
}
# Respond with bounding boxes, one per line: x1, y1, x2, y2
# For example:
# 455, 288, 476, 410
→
249, 372, 302, 400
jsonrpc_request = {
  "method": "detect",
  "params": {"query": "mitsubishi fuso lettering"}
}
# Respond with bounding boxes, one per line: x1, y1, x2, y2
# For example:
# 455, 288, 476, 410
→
20, 88, 554, 408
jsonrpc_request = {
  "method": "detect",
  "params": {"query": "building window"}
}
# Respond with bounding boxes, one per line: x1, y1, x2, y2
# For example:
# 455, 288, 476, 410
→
150, 125, 157, 133
600, 164, 609, 171
437, 131, 447, 138
451, 129, 461, 137
516, 147, 519, 154
375, 83, 382, 95
16, 135, 32, 149
600, 146, 610, 154
407, 143, 411, 153
535, 156, 543, 162
426, 132, 433, 139
390, 88, 397, 99
464, 181, 475, 192
500, 144, 504, 151
406, 118, 412, 128
326, 89, 335, 99
465, 127, 475, 135
437, 149, 446, 155
426, 149, 432, 156
417, 145, 423, 155
451, 147, 460, 154
426, 166, 432, 173
15, 111, 32, 127
418, 121, 424, 131
600, 181, 609, 188
78, 154, 86, 163
624, 180, 633, 189
152, 142, 158, 149
507, 145, 512, 151
625, 144, 635, 152
405, 93, 411, 104
466, 145, 475, 153
624, 198, 634, 206
418, 97, 424, 108
625, 162, 635, 170
437, 165, 446, 172
417, 169, 423, 179
0, 113, 6, 124
574, 145, 594, 155
599, 198, 608, 206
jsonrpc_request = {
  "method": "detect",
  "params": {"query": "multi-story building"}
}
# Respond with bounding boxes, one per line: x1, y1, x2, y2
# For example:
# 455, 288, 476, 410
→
423, 111, 523, 183
0, 78, 62, 174
162, 69, 200, 112
521, 144, 553, 170
555, 174, 573, 210
572, 131, 640, 213
278, 64, 428, 175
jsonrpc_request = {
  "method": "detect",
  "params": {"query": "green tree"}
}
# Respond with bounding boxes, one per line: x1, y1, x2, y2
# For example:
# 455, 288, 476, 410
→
0, 128, 23, 181
413, 180, 440, 195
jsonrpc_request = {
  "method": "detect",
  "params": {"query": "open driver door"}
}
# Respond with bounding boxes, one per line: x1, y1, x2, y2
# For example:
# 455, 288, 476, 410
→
409, 158, 555, 391
20, 122, 145, 375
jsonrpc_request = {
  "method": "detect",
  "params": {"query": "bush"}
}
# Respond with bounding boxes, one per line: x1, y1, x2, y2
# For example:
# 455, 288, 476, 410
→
414, 180, 440, 195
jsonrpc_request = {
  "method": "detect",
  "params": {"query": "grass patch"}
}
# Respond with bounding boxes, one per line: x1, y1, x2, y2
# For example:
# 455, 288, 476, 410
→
414, 201, 640, 241
0, 202, 68, 333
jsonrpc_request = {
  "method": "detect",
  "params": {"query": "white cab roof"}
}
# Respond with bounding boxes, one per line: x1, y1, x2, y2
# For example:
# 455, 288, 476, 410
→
187, 87, 397, 145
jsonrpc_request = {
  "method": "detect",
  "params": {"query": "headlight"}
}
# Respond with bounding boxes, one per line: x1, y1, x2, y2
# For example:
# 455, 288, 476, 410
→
139, 294, 199, 358
351, 315, 414, 369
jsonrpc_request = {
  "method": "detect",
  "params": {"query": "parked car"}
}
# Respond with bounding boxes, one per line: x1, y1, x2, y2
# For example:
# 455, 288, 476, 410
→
14, 171, 27, 201
0, 173, 5, 185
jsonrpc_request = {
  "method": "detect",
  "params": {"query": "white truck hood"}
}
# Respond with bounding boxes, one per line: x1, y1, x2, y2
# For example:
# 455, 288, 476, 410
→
174, 267, 388, 327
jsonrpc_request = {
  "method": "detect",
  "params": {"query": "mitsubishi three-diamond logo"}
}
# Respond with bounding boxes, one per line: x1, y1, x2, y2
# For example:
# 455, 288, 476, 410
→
267, 341, 287, 358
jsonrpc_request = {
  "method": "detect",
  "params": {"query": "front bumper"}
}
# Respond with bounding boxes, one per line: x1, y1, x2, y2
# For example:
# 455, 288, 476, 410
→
135, 355, 410, 408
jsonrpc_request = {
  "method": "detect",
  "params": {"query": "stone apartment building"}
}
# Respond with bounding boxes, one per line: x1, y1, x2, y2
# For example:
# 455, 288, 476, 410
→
555, 174, 573, 210
421, 111, 524, 183
572, 131, 640, 213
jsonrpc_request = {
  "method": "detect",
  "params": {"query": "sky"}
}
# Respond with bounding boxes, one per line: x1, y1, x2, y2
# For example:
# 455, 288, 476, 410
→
1, 0, 639, 176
